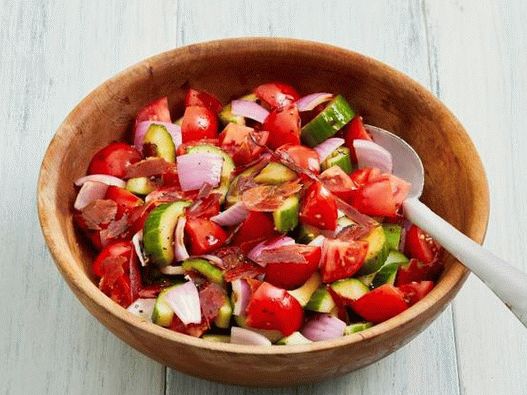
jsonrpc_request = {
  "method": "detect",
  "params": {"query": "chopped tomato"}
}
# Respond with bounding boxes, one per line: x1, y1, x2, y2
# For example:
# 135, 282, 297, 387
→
161, 166, 180, 187
320, 238, 369, 283
344, 116, 372, 163
230, 211, 277, 253
254, 82, 300, 109
105, 186, 143, 212
300, 182, 338, 231
276, 144, 320, 174
395, 258, 443, 286
245, 282, 303, 336
348, 167, 410, 217
185, 89, 222, 113
319, 165, 357, 203
94, 241, 140, 307
219, 123, 269, 166
135, 97, 171, 127
351, 284, 408, 323
185, 217, 227, 255
176, 138, 219, 156
181, 106, 218, 143
398, 281, 434, 305
263, 104, 301, 149
404, 225, 440, 264
92, 241, 133, 277
264, 245, 321, 289
88, 142, 142, 179
351, 178, 397, 216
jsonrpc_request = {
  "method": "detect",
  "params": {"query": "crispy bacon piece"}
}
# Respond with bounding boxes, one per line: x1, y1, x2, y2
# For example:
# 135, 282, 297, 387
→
81, 199, 117, 230
224, 262, 265, 282
255, 245, 308, 265
169, 282, 226, 337
124, 157, 174, 179
98, 255, 126, 291
145, 186, 198, 204
199, 282, 227, 325
100, 214, 130, 241
241, 180, 302, 211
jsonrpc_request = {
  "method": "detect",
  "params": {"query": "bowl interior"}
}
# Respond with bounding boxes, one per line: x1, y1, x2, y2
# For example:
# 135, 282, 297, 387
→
38, 38, 489, 384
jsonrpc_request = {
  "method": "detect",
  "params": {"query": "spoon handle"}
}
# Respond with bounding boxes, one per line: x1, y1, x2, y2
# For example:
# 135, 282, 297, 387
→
403, 197, 527, 328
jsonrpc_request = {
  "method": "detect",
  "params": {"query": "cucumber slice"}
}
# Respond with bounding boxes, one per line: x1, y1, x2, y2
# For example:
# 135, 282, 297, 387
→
344, 322, 373, 335
254, 162, 297, 184
288, 272, 322, 307
305, 287, 336, 313
182, 258, 224, 284
225, 163, 262, 207
276, 332, 312, 345
187, 144, 235, 203
296, 223, 321, 244
151, 284, 181, 327
273, 195, 299, 233
143, 201, 191, 267
357, 226, 389, 275
202, 334, 231, 343
382, 224, 403, 251
357, 273, 376, 287
143, 124, 176, 163
234, 316, 283, 343
330, 278, 369, 301
126, 177, 157, 195
321, 147, 353, 174
384, 250, 410, 266
371, 262, 399, 288
301, 95, 355, 147
214, 297, 233, 329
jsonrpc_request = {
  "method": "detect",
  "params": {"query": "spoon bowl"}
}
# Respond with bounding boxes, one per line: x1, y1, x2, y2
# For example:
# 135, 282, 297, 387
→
367, 124, 527, 328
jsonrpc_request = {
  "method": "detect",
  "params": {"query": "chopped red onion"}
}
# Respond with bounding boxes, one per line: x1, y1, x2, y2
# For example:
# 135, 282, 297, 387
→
74, 174, 126, 188
314, 137, 345, 162
353, 139, 393, 174
230, 327, 272, 346
132, 230, 147, 267
301, 314, 346, 342
210, 202, 249, 227
127, 298, 156, 321
231, 279, 251, 316
134, 121, 182, 150
231, 100, 269, 123
296, 93, 333, 112
73, 181, 108, 210
164, 281, 201, 325
176, 152, 223, 191
247, 236, 296, 266
174, 216, 189, 261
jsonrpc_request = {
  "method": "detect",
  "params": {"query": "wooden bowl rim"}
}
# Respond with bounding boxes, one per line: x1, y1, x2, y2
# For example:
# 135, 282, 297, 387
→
37, 37, 489, 356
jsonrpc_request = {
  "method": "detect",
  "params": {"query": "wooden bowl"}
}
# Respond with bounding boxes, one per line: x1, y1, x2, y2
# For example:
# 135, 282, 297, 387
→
37, 38, 489, 387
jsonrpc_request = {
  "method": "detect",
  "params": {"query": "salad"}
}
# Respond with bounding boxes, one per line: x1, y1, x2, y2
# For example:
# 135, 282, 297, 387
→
73, 82, 443, 345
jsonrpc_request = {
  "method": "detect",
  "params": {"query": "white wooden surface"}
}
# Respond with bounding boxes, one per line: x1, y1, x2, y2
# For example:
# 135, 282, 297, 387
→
1, 1, 526, 394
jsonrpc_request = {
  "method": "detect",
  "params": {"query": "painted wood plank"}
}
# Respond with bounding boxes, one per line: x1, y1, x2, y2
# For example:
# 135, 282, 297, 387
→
167, 1, 460, 393
423, 1, 527, 394
0, 1, 179, 394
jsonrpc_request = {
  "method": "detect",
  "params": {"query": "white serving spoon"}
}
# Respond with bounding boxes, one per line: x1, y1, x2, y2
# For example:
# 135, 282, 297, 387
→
366, 125, 527, 327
